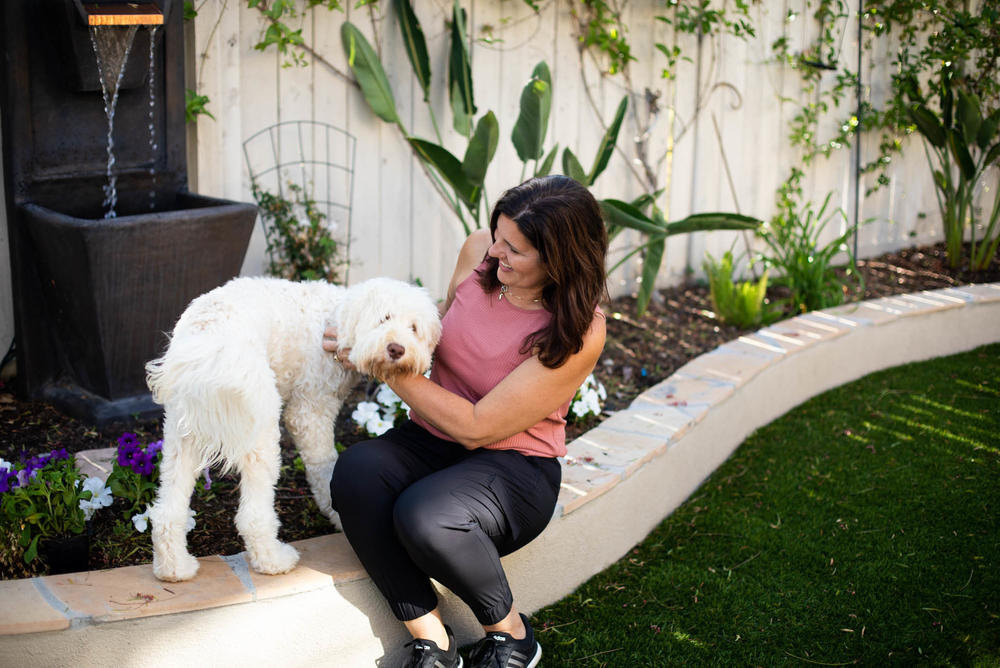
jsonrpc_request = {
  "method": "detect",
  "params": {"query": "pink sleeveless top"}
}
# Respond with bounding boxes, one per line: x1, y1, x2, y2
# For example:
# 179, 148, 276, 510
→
410, 266, 570, 458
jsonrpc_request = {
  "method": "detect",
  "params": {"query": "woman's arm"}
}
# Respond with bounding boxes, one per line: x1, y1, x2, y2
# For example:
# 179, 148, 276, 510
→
387, 313, 606, 449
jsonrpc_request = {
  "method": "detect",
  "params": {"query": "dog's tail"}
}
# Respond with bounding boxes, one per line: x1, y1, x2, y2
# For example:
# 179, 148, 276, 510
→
146, 335, 279, 473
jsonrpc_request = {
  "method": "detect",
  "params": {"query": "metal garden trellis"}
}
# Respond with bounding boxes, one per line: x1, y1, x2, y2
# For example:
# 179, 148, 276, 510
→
242, 120, 357, 284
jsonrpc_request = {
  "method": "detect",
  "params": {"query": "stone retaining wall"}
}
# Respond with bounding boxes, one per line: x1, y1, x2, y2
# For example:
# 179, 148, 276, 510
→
2, 284, 997, 667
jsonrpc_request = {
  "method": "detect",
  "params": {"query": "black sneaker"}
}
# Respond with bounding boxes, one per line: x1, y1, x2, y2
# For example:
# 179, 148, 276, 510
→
402, 625, 463, 668
468, 614, 541, 668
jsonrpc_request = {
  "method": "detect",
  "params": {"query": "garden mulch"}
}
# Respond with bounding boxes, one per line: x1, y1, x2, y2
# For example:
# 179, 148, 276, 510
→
1, 241, 997, 577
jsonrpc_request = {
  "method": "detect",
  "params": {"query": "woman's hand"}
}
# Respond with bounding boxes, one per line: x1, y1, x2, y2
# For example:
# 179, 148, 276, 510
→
322, 327, 356, 371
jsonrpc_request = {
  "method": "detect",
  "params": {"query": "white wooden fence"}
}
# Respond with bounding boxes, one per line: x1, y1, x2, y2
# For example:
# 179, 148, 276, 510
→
0, 0, 986, 357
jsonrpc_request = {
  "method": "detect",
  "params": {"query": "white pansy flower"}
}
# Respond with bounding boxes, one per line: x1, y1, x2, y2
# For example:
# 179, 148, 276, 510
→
570, 375, 607, 420
375, 384, 402, 408
366, 416, 395, 437
78, 476, 114, 520
351, 401, 381, 427
132, 506, 151, 533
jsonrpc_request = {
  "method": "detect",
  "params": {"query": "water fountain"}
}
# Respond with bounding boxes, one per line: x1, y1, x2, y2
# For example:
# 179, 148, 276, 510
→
1, 0, 257, 426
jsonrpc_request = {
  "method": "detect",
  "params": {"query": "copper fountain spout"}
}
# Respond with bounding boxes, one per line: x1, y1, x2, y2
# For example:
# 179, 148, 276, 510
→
81, 2, 164, 26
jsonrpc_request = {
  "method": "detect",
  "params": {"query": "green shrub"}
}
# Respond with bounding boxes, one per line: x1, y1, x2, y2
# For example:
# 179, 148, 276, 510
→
252, 182, 346, 283
758, 182, 859, 314
702, 250, 774, 328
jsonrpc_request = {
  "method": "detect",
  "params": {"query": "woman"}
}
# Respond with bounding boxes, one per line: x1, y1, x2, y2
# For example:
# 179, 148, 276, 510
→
324, 175, 608, 668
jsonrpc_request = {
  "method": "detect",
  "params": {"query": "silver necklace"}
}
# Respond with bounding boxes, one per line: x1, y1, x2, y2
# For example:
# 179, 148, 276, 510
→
499, 283, 541, 303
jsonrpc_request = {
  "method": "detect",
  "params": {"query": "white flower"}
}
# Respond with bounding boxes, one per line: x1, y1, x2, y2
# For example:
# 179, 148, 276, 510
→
78, 476, 113, 520
365, 415, 395, 437
352, 401, 381, 427
132, 506, 151, 533
0, 456, 10, 472
570, 375, 607, 420
375, 383, 402, 408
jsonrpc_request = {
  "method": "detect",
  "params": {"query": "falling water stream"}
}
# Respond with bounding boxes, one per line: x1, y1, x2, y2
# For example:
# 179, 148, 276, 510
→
147, 26, 159, 211
90, 24, 160, 219
90, 25, 137, 219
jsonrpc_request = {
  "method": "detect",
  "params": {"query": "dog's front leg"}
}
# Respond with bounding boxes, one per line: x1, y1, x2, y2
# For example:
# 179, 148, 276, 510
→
235, 425, 300, 575
284, 398, 341, 530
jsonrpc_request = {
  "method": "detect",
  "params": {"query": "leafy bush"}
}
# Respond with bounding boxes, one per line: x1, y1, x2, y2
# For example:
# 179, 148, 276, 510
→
906, 69, 1000, 270
702, 250, 774, 328
252, 182, 346, 283
758, 180, 859, 313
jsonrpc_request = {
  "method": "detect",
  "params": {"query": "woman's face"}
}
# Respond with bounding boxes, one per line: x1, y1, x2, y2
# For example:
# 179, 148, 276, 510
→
488, 214, 548, 296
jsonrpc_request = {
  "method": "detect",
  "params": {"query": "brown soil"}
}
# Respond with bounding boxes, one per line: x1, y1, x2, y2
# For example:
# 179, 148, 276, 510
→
1, 241, 996, 578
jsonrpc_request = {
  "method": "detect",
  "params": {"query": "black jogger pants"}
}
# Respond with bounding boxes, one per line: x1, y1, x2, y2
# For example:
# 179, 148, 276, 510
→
330, 420, 561, 625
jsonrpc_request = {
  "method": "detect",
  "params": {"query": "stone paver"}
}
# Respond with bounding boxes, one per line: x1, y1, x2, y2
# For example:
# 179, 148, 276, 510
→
75, 447, 116, 482
248, 533, 368, 601
597, 404, 693, 443
673, 347, 776, 388
949, 282, 1000, 303
637, 376, 735, 409
556, 462, 622, 515
39, 556, 252, 624
566, 427, 667, 479
0, 579, 70, 635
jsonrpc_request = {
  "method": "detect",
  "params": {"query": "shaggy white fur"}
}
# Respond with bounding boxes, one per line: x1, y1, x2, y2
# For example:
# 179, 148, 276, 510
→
145, 276, 441, 582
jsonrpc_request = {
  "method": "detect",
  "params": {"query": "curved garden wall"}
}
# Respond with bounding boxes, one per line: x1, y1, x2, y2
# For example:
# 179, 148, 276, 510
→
1, 283, 997, 667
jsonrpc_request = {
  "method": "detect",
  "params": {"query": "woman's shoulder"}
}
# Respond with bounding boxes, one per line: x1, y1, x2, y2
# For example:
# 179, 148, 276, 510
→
445, 230, 492, 310
462, 229, 492, 260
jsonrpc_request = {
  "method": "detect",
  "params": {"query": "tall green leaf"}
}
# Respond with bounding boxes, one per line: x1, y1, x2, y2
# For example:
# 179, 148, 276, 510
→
948, 131, 976, 180
341, 22, 399, 124
663, 212, 761, 235
977, 108, 1000, 151
535, 144, 559, 177
588, 95, 628, 183
562, 149, 587, 185
511, 62, 552, 162
600, 199, 665, 235
462, 111, 499, 186
408, 138, 477, 210
448, 0, 475, 136
637, 233, 665, 316
392, 0, 431, 103
956, 90, 981, 147
908, 104, 946, 148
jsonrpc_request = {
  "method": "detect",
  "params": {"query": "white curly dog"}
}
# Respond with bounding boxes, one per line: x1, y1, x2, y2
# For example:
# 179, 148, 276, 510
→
145, 276, 441, 582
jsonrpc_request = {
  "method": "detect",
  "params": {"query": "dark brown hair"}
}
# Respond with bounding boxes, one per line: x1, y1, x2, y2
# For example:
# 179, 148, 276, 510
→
477, 175, 609, 368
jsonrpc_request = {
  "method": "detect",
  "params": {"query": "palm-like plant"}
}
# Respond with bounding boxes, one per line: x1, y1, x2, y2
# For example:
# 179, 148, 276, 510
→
906, 69, 1000, 271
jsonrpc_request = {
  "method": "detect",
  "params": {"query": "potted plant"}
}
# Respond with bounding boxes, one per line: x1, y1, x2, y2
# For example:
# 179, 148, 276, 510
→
0, 449, 112, 574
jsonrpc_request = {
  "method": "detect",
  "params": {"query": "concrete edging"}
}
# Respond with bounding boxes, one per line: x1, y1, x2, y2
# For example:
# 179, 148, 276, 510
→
1, 283, 998, 666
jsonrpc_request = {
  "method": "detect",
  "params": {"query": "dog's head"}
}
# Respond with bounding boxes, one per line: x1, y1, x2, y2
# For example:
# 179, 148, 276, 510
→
334, 277, 442, 381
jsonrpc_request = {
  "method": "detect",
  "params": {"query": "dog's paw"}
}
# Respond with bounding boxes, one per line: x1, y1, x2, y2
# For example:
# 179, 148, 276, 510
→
153, 551, 200, 582
247, 541, 300, 575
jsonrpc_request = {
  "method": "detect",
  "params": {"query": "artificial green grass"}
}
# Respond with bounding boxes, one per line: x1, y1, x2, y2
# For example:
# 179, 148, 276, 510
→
531, 343, 1000, 666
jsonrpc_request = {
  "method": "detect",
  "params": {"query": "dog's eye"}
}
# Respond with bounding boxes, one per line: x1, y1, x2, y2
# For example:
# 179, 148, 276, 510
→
411, 324, 418, 334
381, 314, 391, 323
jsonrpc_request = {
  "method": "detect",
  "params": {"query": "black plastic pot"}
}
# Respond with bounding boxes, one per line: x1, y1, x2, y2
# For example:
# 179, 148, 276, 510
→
41, 532, 90, 575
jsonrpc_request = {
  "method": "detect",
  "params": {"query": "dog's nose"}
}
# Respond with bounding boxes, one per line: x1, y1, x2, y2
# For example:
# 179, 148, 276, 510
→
387, 343, 405, 360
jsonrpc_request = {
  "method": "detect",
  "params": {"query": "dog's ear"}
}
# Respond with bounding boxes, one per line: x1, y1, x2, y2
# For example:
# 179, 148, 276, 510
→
333, 289, 361, 349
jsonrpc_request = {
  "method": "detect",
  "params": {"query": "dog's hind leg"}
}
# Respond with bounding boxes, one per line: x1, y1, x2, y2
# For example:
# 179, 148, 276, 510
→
235, 421, 300, 575
150, 413, 202, 582
284, 397, 342, 529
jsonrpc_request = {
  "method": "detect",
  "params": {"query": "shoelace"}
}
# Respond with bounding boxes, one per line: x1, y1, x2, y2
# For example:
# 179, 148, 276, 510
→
469, 636, 507, 667
403, 640, 435, 668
